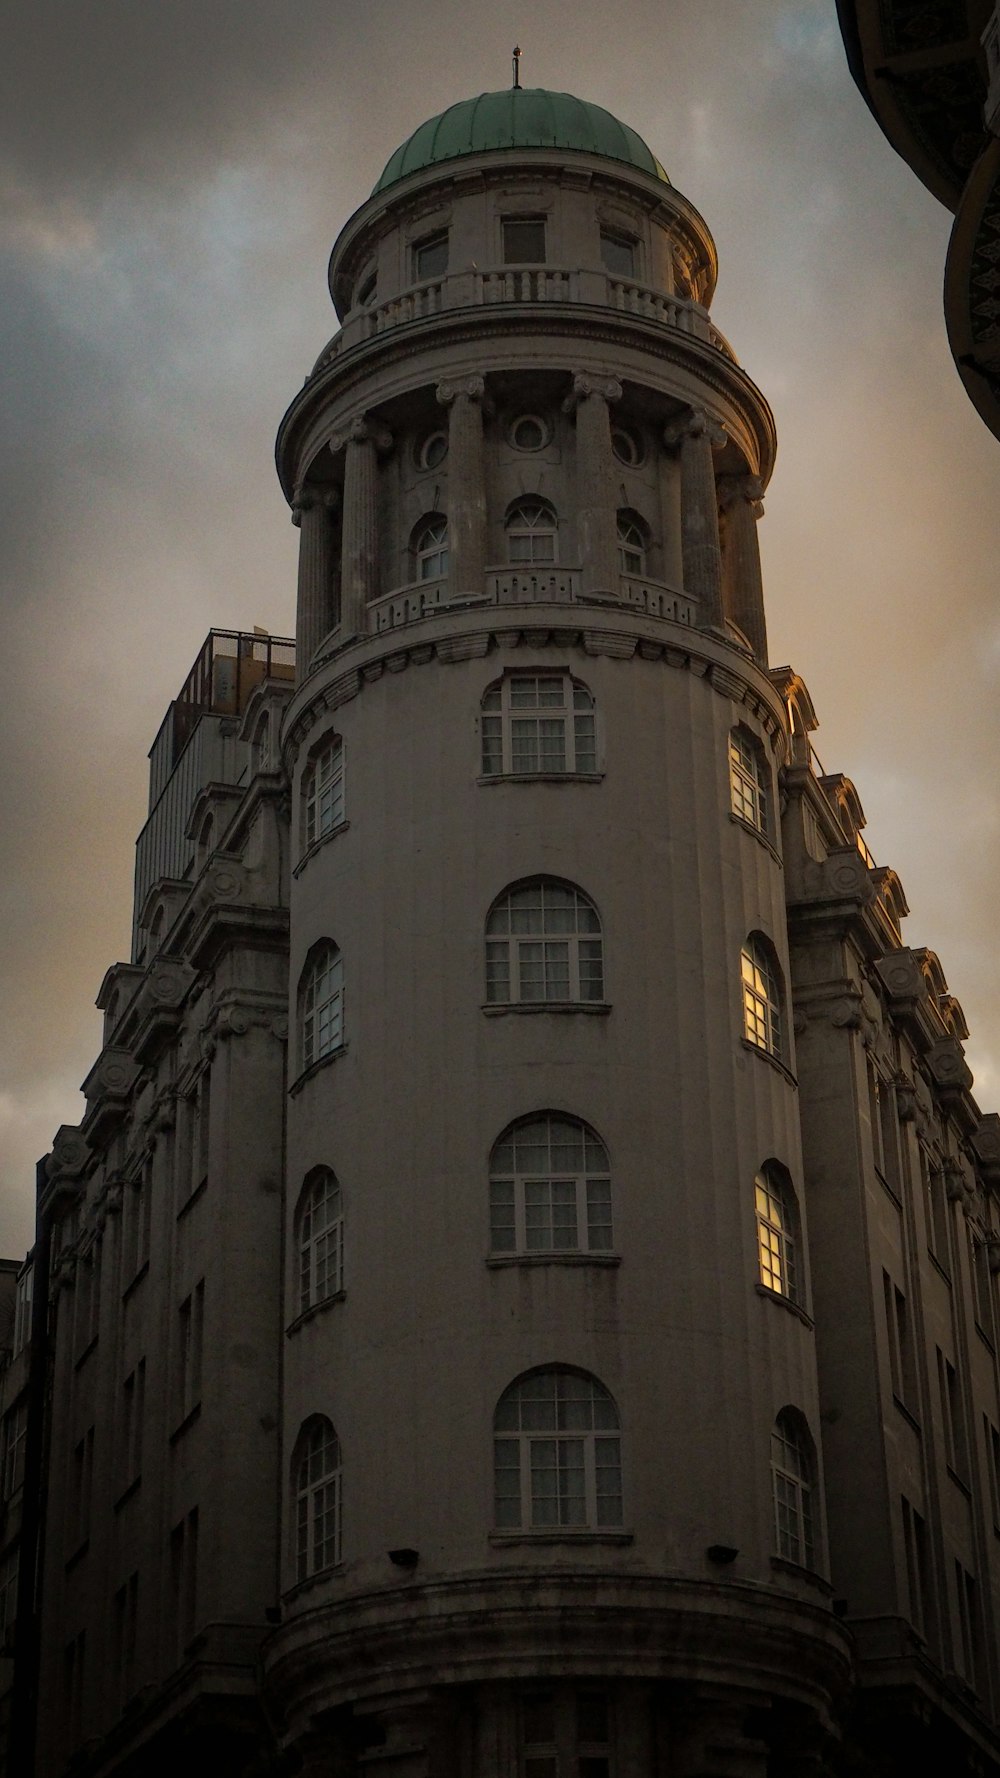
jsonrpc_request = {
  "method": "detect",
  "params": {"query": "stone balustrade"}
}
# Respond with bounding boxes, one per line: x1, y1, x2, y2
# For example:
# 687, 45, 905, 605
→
313, 272, 737, 374
367, 570, 695, 634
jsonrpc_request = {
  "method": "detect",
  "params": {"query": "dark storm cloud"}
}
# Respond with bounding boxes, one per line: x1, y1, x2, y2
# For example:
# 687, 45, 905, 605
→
2, 0, 999, 1250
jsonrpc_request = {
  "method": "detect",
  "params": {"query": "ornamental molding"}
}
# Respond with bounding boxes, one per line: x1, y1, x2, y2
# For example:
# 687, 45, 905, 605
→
278, 306, 774, 498
281, 612, 786, 770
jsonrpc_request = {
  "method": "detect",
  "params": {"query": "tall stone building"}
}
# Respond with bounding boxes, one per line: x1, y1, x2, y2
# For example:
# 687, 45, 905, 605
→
3, 84, 1000, 1777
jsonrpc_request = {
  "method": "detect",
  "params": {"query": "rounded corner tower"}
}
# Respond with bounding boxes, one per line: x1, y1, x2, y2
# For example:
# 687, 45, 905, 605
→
267, 83, 850, 1776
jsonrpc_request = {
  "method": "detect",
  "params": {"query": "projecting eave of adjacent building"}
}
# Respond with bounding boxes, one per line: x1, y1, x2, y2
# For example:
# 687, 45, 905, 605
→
835, 0, 992, 211
945, 129, 1000, 439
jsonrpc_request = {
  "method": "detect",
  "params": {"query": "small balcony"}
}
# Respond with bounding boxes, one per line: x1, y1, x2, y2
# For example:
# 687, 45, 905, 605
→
313, 269, 736, 375
367, 571, 697, 634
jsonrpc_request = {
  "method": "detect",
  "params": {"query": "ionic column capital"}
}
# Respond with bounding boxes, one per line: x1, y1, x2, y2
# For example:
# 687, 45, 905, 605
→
563, 372, 623, 415
436, 374, 487, 408
718, 472, 765, 519
291, 483, 340, 527
330, 415, 393, 456
663, 407, 727, 452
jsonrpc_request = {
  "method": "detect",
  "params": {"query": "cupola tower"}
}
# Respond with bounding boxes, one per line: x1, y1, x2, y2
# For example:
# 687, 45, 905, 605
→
266, 85, 849, 1774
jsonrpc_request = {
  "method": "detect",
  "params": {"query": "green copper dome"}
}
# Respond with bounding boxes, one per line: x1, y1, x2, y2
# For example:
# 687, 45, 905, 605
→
372, 88, 670, 194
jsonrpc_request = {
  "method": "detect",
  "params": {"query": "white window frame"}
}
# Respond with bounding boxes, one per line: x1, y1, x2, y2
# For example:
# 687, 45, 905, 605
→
304, 737, 345, 849
481, 673, 597, 778
506, 499, 557, 565
729, 726, 771, 836
301, 945, 344, 1070
741, 935, 783, 1060
494, 1370, 622, 1531
486, 881, 604, 1006
489, 1115, 613, 1257
414, 515, 448, 581
771, 1411, 814, 1567
755, 1167, 798, 1303
298, 1170, 344, 1312
295, 1418, 342, 1579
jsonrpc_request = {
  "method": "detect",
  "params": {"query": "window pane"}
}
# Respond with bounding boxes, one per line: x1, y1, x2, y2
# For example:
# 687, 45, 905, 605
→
600, 229, 635, 277
415, 233, 448, 278
494, 1438, 521, 1525
504, 217, 546, 263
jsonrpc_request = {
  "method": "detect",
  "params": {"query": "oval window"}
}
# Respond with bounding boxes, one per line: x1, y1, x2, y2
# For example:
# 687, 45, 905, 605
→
510, 414, 550, 453
417, 431, 448, 471
611, 425, 644, 468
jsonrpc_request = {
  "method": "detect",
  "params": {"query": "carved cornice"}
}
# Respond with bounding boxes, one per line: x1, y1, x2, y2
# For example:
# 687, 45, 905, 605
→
276, 305, 776, 500
280, 608, 787, 775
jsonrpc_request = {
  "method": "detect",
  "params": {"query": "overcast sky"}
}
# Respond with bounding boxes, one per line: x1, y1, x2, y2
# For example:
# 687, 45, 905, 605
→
2, 1, 998, 1256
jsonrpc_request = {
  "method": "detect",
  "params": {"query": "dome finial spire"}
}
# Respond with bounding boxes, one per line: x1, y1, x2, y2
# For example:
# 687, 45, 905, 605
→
512, 45, 522, 89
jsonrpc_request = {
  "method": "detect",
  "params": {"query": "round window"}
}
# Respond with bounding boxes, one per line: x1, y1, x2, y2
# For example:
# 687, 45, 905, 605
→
417, 431, 448, 471
510, 414, 550, 453
611, 425, 644, 467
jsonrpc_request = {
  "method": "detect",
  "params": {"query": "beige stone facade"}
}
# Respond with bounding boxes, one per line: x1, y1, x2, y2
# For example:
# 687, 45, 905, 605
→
2, 90, 999, 1778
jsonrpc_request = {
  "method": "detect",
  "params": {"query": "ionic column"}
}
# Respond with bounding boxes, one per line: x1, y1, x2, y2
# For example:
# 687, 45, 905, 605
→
719, 473, 768, 664
291, 484, 339, 680
337, 416, 392, 638
437, 376, 488, 598
664, 408, 726, 629
565, 372, 622, 596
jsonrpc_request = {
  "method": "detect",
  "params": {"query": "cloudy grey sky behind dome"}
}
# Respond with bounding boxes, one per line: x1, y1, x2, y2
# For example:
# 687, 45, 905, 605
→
2, 0, 998, 1256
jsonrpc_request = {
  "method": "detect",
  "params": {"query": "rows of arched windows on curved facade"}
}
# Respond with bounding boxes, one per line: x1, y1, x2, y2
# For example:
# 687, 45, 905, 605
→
289, 1387, 818, 1580
294, 706, 774, 859
294, 915, 787, 1074
292, 1123, 802, 1302
410, 504, 650, 584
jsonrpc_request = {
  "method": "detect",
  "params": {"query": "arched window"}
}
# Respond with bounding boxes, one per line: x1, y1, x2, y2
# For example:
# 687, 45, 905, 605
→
771, 1409, 815, 1568
506, 500, 557, 565
486, 881, 604, 1006
298, 1169, 344, 1312
616, 510, 646, 575
489, 1114, 612, 1256
251, 711, 270, 773
303, 737, 345, 849
293, 1417, 342, 1579
494, 1369, 622, 1530
300, 944, 344, 1070
413, 515, 448, 581
755, 1165, 799, 1303
741, 935, 784, 1061
729, 726, 770, 836
481, 674, 597, 777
